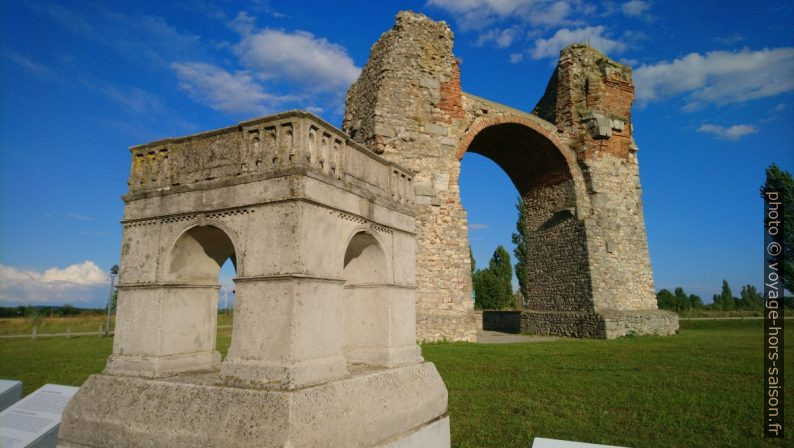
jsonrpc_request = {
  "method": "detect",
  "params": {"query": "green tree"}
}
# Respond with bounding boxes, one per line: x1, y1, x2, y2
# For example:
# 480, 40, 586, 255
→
490, 245, 513, 307
689, 293, 704, 309
473, 269, 500, 309
656, 289, 676, 310
674, 287, 691, 312
738, 284, 763, 310
473, 246, 514, 309
469, 246, 476, 275
712, 280, 736, 310
58, 304, 80, 316
761, 163, 794, 294
512, 196, 529, 305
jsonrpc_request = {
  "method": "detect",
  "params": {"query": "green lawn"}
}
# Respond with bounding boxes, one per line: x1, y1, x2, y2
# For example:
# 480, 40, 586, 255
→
0, 321, 790, 447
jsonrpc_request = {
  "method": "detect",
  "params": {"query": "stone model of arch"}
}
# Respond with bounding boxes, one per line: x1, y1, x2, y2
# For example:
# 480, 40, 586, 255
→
343, 11, 678, 340
59, 111, 449, 447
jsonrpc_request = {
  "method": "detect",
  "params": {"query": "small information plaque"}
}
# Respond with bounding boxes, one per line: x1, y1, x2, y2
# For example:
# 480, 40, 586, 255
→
0, 380, 23, 412
0, 384, 79, 448
533, 437, 627, 448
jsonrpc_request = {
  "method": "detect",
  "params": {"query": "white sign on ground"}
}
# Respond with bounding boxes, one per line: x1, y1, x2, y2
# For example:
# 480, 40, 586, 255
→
533, 437, 627, 448
0, 384, 79, 448
0, 380, 22, 412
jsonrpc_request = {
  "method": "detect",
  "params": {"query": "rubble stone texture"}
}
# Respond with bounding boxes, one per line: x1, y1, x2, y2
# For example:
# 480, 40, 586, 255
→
344, 11, 677, 340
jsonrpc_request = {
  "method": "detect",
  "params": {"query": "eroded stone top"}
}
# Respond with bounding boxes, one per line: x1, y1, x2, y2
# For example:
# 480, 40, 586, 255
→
126, 110, 415, 208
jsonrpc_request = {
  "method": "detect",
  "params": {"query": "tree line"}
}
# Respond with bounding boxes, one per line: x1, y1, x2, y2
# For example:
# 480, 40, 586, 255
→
0, 304, 101, 318
474, 163, 792, 311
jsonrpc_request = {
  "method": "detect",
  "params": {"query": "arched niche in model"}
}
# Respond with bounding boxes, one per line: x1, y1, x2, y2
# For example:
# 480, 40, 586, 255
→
107, 223, 239, 377
342, 230, 422, 367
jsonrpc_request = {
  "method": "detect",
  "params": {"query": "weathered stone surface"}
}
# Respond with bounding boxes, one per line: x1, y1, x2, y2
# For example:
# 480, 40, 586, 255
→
59, 110, 449, 447
344, 12, 676, 340
59, 364, 448, 448
521, 310, 679, 339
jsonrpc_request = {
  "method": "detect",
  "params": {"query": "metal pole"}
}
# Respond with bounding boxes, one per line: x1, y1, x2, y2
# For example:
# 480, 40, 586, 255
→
105, 278, 112, 337
105, 265, 119, 337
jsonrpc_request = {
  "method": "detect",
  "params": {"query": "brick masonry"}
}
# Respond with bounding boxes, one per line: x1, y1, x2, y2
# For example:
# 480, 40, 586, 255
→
344, 11, 678, 340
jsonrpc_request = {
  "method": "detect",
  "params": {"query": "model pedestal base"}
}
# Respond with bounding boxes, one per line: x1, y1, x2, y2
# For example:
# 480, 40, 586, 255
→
58, 362, 449, 448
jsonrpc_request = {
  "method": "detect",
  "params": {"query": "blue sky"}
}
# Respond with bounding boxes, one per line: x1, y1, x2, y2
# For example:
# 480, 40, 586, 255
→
1, 0, 792, 308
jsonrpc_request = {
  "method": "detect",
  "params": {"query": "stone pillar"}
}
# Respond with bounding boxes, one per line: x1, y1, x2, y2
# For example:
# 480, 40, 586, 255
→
534, 45, 659, 312
105, 223, 225, 378
344, 11, 475, 342
529, 45, 678, 337
221, 201, 349, 389
107, 284, 220, 377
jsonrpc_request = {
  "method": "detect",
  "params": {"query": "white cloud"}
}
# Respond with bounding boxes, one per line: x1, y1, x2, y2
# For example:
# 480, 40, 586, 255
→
39, 261, 108, 285
173, 15, 360, 117
634, 48, 794, 107
0, 261, 109, 304
714, 34, 745, 45
426, 0, 578, 29
621, 1, 650, 17
531, 26, 626, 59
99, 86, 163, 116
510, 52, 524, 63
33, 3, 203, 68
477, 27, 521, 48
469, 223, 490, 230
172, 62, 287, 115
5, 51, 56, 80
234, 28, 360, 92
697, 124, 758, 140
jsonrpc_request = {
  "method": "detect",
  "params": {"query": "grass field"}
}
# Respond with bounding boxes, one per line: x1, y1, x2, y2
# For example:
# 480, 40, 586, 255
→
0, 320, 791, 447
0, 312, 235, 336
0, 313, 114, 335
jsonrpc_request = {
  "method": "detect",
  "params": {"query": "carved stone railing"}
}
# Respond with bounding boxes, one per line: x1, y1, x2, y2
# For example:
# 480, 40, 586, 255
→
127, 111, 414, 207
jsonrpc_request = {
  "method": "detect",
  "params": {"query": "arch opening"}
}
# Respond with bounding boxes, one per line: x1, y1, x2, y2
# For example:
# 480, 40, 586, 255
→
168, 226, 237, 284
465, 122, 572, 194
342, 231, 391, 365
460, 121, 591, 313
165, 225, 238, 365
343, 231, 389, 285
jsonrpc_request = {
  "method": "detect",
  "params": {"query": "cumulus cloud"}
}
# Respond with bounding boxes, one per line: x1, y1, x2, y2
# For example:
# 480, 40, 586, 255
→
234, 28, 360, 92
531, 26, 626, 59
426, 0, 578, 29
697, 124, 758, 140
172, 62, 289, 115
172, 12, 359, 116
633, 48, 794, 108
40, 262, 108, 285
621, 1, 650, 17
0, 261, 109, 304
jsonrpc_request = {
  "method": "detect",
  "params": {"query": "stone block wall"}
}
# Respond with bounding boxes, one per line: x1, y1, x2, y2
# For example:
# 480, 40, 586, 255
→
344, 12, 475, 342
345, 11, 677, 340
533, 45, 657, 312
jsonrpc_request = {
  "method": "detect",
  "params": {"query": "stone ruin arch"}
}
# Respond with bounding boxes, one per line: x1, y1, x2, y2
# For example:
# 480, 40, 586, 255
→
343, 11, 678, 340
59, 10, 678, 447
